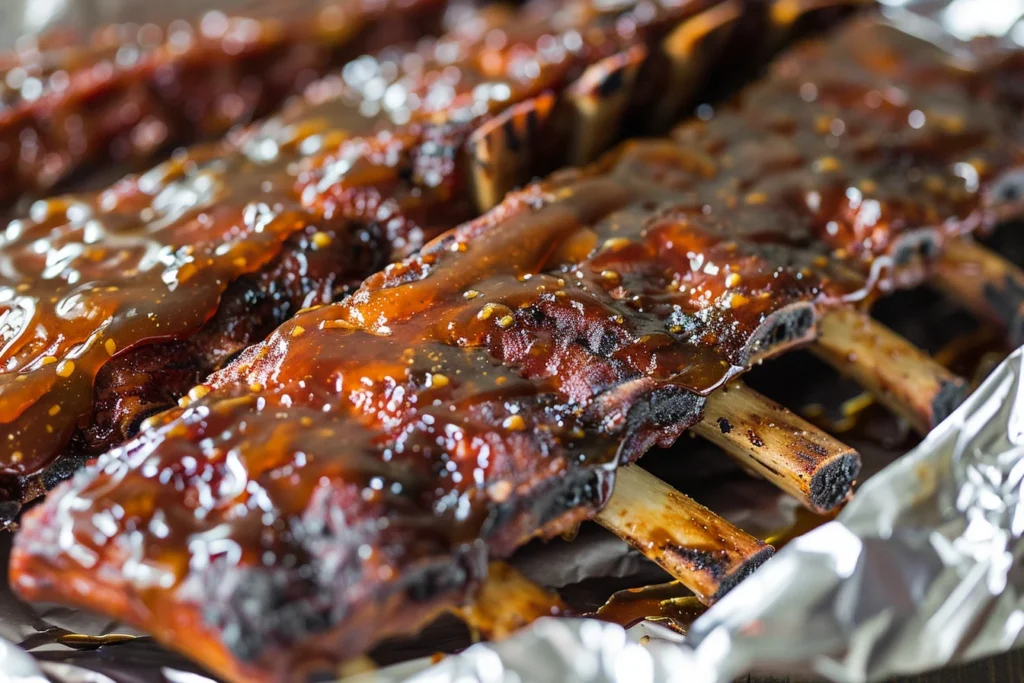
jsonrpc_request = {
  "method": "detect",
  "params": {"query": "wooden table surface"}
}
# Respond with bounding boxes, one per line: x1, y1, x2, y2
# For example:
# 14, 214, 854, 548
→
743, 648, 1024, 682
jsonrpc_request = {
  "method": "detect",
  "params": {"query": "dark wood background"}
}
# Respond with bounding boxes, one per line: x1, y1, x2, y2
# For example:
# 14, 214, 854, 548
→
744, 648, 1024, 682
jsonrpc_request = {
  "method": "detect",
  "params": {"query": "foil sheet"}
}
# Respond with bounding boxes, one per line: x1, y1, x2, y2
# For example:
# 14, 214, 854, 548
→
1, 1, 1024, 682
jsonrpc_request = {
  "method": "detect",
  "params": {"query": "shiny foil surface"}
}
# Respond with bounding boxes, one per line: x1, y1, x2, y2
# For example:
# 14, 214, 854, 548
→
4, 1, 1024, 682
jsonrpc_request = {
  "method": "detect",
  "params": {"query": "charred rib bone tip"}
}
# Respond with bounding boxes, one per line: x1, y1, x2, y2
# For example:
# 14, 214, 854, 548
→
982, 277, 1024, 346
930, 378, 969, 428
808, 451, 860, 513
712, 544, 775, 602
741, 303, 817, 366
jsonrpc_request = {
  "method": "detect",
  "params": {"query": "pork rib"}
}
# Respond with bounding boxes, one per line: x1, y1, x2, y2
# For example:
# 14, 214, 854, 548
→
12, 14, 1024, 683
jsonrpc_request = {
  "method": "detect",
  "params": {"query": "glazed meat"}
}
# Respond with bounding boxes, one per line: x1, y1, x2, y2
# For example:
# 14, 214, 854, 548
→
0, 0, 789, 513
0, 0, 453, 207
12, 15, 1024, 683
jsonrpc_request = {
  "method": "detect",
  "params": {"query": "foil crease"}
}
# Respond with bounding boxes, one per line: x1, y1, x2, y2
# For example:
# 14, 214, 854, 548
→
359, 346, 1024, 683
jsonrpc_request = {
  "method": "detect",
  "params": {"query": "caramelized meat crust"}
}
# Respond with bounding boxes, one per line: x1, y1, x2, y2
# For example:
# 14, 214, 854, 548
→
12, 16, 1024, 683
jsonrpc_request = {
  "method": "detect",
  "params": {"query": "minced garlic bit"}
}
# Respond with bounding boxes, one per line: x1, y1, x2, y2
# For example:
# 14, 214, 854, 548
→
105, 338, 117, 355
291, 325, 306, 337
497, 315, 515, 329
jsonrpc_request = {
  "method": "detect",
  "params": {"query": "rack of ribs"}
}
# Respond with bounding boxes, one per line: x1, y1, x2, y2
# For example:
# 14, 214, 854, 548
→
12, 10, 1024, 683
0, 0, 854, 519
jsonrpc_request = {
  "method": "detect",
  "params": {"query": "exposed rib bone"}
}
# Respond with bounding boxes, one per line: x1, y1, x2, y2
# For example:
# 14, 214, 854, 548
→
933, 238, 1024, 348
693, 382, 861, 513
594, 465, 773, 605
812, 308, 967, 434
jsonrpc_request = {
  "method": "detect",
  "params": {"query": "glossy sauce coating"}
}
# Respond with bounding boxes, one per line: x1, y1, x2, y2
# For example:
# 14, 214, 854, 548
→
0, 0, 457, 206
0, 0, 729, 505
13, 16, 1024, 683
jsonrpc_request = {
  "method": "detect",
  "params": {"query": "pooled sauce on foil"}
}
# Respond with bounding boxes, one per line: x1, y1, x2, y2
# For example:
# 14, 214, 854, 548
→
594, 582, 706, 632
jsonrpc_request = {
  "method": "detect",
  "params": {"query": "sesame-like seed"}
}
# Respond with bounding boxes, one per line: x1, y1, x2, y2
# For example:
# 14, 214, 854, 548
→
601, 237, 631, 251
503, 415, 526, 431
477, 303, 498, 320
744, 192, 768, 205
497, 315, 514, 329
11, 451, 22, 463
859, 179, 878, 194
250, 382, 264, 392
56, 360, 75, 377
600, 269, 620, 283
40, 356, 57, 366
48, 405, 61, 416
311, 231, 333, 249
105, 338, 117, 355
431, 373, 450, 388
189, 385, 210, 401
725, 273, 742, 288
815, 156, 841, 172
463, 290, 481, 300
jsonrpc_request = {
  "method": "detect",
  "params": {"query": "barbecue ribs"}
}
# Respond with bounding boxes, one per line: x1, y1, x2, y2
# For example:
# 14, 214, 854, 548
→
0, 0, 785, 514
12, 14, 1024, 683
